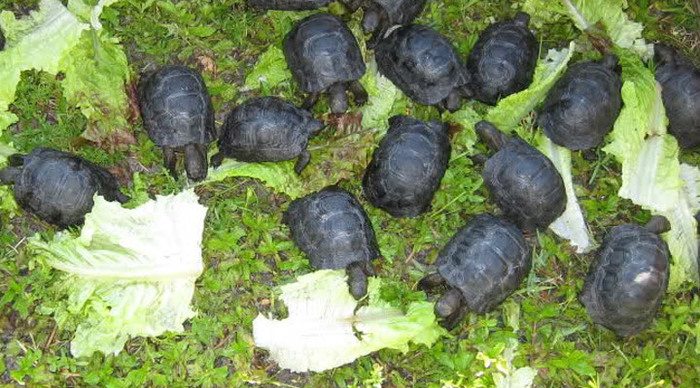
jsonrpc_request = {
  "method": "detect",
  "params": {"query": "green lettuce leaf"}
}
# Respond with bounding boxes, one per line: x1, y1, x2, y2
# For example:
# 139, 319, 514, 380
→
0, 0, 132, 144
359, 60, 402, 131
253, 270, 445, 372
30, 190, 208, 357
537, 135, 595, 253
243, 46, 292, 91
0, 0, 87, 131
604, 53, 698, 288
443, 105, 481, 152
486, 42, 575, 131
202, 159, 306, 199
0, 141, 18, 216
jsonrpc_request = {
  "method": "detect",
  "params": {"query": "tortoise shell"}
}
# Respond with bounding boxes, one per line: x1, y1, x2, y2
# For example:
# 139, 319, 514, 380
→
283, 186, 380, 270
375, 24, 470, 105
247, 0, 332, 10
436, 214, 531, 314
283, 13, 366, 94
481, 134, 566, 231
217, 97, 323, 163
139, 65, 216, 148
655, 45, 700, 149
3, 148, 126, 228
467, 12, 538, 105
362, 115, 451, 218
580, 223, 670, 336
537, 55, 622, 150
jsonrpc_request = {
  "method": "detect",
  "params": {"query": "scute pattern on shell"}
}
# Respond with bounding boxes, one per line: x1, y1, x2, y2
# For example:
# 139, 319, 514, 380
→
376, 24, 470, 105
537, 58, 622, 150
283, 13, 366, 93
580, 224, 670, 337
11, 148, 124, 228
218, 97, 323, 162
437, 214, 531, 314
371, 0, 426, 26
467, 14, 538, 105
283, 186, 380, 270
362, 116, 451, 218
483, 137, 566, 230
656, 49, 700, 149
247, 0, 332, 10
139, 65, 216, 147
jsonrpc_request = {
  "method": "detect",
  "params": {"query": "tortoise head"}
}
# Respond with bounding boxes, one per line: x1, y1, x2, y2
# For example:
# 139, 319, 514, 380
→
645, 216, 671, 235
476, 121, 509, 152
654, 44, 677, 66
513, 12, 531, 27
184, 144, 208, 182
362, 5, 382, 34
0, 153, 26, 185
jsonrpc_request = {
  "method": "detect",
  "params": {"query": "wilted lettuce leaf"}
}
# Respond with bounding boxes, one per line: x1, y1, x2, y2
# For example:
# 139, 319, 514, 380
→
0, 0, 133, 144
524, 0, 652, 59
202, 159, 306, 199
253, 270, 445, 372
30, 190, 208, 357
0, 0, 87, 131
243, 46, 292, 90
604, 53, 698, 289
359, 60, 402, 131
486, 42, 575, 131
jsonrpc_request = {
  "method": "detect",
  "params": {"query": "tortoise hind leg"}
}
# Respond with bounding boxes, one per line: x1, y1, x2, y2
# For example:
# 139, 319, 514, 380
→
184, 143, 209, 182
294, 150, 311, 175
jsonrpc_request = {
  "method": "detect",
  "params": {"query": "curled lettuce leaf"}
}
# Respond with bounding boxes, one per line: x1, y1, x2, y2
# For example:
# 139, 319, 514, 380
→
31, 190, 208, 357
202, 159, 306, 199
360, 60, 402, 131
253, 270, 444, 372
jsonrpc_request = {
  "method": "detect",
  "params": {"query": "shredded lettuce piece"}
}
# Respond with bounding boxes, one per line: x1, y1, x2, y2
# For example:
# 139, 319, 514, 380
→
360, 60, 402, 131
486, 42, 575, 131
0, 0, 87, 130
443, 105, 480, 152
604, 53, 698, 288
30, 190, 207, 357
202, 159, 306, 199
537, 135, 595, 253
243, 46, 292, 91
0, 0, 132, 143
253, 270, 445, 372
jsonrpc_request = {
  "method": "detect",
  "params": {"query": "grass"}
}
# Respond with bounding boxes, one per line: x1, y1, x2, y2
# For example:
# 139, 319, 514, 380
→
1, 0, 700, 386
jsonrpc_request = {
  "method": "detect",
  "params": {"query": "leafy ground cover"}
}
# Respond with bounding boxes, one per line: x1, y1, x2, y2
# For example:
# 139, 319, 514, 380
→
1, 0, 699, 386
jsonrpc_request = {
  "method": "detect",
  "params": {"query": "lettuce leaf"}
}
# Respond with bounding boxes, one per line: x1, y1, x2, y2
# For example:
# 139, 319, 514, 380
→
360, 60, 402, 131
253, 270, 445, 372
604, 53, 698, 288
537, 135, 595, 253
0, 0, 87, 131
0, 0, 133, 144
30, 190, 207, 357
486, 42, 575, 131
202, 159, 306, 199
243, 46, 292, 91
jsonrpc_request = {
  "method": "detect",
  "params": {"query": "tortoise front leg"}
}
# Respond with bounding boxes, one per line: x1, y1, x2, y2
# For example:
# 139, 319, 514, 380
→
302, 92, 321, 111
210, 152, 225, 168
8, 154, 25, 167
163, 146, 179, 179
418, 272, 446, 291
348, 80, 368, 107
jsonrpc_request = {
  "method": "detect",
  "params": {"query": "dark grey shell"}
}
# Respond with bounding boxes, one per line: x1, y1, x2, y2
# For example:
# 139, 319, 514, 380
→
362, 115, 451, 218
537, 55, 622, 150
217, 97, 323, 162
376, 24, 470, 105
369, 0, 426, 26
467, 12, 538, 105
7, 148, 126, 228
655, 46, 700, 149
283, 186, 380, 270
139, 65, 216, 147
580, 224, 670, 337
247, 0, 332, 10
483, 137, 566, 231
437, 214, 531, 314
283, 14, 366, 93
